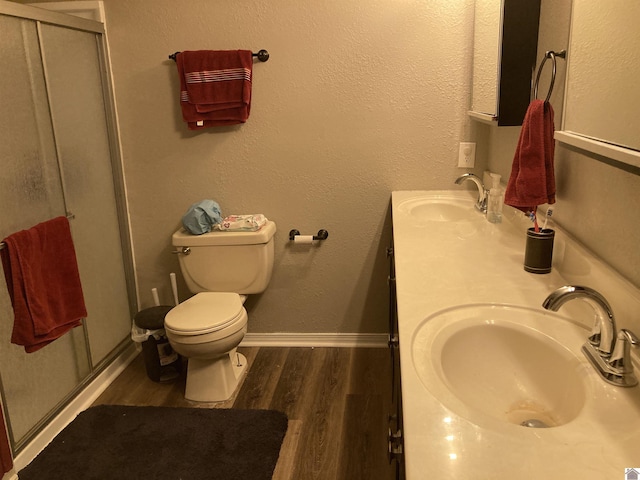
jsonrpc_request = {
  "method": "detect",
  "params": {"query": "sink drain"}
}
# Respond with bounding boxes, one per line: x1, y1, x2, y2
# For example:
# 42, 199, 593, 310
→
506, 400, 559, 427
520, 418, 550, 428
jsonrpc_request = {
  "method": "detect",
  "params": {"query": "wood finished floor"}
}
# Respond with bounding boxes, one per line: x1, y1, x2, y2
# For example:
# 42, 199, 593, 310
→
93, 347, 396, 480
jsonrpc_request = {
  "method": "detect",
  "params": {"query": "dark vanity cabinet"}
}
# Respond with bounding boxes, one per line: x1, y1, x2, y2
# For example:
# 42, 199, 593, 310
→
387, 243, 405, 480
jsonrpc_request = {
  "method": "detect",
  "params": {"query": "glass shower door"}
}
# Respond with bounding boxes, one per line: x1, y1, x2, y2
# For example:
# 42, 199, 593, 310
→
39, 23, 133, 367
0, 5, 135, 453
0, 14, 92, 449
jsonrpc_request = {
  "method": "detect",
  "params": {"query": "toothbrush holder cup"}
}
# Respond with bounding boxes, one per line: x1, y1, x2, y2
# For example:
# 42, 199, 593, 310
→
524, 228, 555, 274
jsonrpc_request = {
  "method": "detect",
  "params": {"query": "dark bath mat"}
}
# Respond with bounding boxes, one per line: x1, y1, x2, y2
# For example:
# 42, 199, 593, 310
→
19, 405, 288, 480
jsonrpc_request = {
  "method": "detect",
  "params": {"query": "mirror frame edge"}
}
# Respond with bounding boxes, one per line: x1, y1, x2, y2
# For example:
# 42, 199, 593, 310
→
556, 0, 640, 172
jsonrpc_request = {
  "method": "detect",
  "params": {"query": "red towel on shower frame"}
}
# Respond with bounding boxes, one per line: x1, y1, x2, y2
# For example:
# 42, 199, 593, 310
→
1, 217, 87, 353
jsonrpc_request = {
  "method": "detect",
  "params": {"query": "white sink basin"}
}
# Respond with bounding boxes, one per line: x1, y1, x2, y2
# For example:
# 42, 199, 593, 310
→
393, 189, 640, 478
412, 304, 589, 429
396, 192, 481, 223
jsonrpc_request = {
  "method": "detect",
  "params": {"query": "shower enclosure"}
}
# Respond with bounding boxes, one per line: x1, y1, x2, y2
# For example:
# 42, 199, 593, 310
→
0, 2, 136, 454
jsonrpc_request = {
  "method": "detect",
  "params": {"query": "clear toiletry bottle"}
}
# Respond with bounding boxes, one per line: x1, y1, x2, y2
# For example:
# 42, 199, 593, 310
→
487, 173, 504, 223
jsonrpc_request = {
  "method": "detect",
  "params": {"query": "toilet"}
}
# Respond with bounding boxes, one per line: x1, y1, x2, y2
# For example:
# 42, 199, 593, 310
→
165, 221, 276, 402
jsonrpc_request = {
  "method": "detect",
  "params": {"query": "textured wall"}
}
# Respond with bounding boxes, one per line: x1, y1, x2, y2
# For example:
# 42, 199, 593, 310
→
98, 0, 477, 333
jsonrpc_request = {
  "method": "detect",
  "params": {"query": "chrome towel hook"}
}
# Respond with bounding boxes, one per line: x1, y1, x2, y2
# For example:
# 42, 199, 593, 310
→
533, 50, 566, 103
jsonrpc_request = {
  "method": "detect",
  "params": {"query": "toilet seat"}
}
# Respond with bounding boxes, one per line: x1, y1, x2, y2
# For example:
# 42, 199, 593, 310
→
165, 292, 245, 336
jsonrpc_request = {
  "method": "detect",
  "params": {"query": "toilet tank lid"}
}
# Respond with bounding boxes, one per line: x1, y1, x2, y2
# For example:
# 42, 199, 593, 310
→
173, 221, 276, 246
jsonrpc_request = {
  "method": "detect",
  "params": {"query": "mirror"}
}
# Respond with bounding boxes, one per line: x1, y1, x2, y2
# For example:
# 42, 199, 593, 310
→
469, 0, 541, 126
558, 0, 640, 169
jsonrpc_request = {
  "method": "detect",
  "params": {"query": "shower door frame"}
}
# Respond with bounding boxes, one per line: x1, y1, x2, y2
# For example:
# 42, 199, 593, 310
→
0, 0, 137, 454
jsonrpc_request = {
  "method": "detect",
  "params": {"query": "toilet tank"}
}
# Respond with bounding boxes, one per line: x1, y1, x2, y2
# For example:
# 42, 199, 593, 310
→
172, 221, 276, 294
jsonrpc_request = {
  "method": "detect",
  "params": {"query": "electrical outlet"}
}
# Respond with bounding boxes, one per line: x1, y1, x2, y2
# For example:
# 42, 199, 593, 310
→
457, 142, 476, 168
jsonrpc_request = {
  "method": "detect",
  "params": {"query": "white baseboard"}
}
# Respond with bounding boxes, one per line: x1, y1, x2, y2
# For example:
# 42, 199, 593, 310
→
12, 344, 138, 473
240, 332, 388, 348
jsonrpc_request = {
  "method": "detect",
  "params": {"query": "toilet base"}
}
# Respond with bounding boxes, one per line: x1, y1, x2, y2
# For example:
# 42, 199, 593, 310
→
185, 350, 248, 402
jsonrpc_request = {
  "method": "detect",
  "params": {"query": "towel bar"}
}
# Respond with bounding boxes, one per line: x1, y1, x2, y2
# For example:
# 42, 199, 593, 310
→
533, 50, 566, 103
168, 49, 269, 62
0, 213, 75, 251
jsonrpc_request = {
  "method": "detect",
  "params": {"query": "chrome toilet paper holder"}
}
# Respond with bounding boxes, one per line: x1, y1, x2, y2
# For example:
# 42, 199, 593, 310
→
289, 229, 329, 241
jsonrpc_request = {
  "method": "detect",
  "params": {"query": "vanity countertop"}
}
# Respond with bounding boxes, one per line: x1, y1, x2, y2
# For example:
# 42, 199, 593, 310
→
392, 190, 640, 479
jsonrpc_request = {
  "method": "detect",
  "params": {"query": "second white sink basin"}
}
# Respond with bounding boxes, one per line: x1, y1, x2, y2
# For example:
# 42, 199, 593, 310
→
412, 304, 589, 429
395, 192, 481, 223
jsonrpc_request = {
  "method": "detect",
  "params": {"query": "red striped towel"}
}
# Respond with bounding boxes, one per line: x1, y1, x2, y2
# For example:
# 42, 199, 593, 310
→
176, 50, 253, 129
1, 217, 87, 353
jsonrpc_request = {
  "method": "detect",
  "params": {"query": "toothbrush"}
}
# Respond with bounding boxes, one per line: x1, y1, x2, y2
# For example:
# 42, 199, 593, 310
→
542, 207, 554, 230
528, 210, 540, 233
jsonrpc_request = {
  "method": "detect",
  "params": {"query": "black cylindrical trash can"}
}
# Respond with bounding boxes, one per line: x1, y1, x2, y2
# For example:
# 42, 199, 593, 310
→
134, 306, 181, 383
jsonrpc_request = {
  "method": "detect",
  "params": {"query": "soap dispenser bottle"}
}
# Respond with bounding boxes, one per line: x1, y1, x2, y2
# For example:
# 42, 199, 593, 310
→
487, 173, 504, 223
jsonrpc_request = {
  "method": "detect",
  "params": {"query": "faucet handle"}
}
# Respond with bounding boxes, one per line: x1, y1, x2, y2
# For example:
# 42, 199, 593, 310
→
608, 329, 639, 375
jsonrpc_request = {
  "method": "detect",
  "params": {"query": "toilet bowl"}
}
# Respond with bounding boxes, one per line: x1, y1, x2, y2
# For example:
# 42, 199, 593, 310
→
165, 292, 248, 402
167, 220, 276, 402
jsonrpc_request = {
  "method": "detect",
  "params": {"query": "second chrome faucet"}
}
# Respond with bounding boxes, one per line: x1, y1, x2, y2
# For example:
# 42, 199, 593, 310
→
454, 173, 488, 213
543, 285, 639, 387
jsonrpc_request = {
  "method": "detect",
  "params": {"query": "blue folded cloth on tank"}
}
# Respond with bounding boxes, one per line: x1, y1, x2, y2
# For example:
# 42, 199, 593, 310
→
181, 199, 223, 234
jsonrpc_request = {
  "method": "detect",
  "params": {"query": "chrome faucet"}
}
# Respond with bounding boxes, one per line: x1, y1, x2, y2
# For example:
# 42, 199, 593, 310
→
543, 285, 616, 355
543, 285, 638, 387
454, 173, 488, 213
